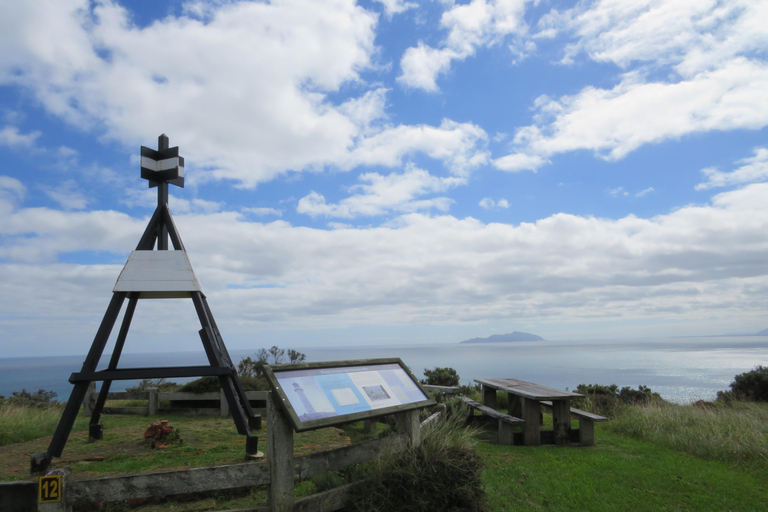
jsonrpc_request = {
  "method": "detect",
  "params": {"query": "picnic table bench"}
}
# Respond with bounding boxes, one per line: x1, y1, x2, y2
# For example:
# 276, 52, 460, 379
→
461, 397, 524, 445
540, 401, 609, 445
474, 378, 608, 446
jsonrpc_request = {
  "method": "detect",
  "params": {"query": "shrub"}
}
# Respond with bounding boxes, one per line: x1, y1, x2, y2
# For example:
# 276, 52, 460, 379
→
422, 367, 460, 387
617, 385, 663, 405
179, 376, 221, 394
179, 375, 270, 394
237, 346, 307, 378
574, 383, 663, 416
125, 378, 180, 394
4, 388, 59, 408
348, 415, 488, 512
717, 366, 768, 403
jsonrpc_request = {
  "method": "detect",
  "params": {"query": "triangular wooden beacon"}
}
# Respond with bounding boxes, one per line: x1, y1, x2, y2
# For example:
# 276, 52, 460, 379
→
31, 135, 261, 474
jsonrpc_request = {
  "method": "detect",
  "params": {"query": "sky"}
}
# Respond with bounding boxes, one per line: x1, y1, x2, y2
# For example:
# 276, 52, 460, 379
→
1, 0, 768, 358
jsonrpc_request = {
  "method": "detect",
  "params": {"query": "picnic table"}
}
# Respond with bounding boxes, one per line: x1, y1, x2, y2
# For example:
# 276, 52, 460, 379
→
474, 378, 605, 446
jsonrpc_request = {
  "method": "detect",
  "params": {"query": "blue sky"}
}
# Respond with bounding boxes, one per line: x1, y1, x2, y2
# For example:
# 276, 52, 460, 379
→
2, 0, 768, 357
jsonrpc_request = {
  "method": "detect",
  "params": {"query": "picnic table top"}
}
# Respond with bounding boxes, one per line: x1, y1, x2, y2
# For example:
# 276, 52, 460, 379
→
475, 378, 583, 401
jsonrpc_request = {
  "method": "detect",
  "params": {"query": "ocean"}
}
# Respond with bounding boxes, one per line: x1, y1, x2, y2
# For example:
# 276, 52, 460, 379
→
1, 336, 767, 404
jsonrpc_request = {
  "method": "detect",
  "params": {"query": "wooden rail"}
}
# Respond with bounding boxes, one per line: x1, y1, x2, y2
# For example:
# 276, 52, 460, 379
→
5, 393, 438, 511
88, 388, 269, 418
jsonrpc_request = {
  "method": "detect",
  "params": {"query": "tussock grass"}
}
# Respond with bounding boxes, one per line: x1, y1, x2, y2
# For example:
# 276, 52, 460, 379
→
608, 400, 768, 467
348, 415, 488, 512
0, 402, 87, 446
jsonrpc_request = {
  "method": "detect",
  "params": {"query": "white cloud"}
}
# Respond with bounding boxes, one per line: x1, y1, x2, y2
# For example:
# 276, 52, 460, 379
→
373, 0, 417, 17
479, 197, 509, 209
636, 187, 655, 197
345, 119, 490, 176
398, 0, 531, 92
398, 43, 459, 92
4, 182, 768, 353
503, 60, 768, 165
696, 147, 768, 190
0, 1, 491, 187
0, 126, 41, 147
242, 207, 283, 217
549, 0, 768, 74
607, 186, 628, 198
42, 179, 89, 210
297, 164, 463, 218
493, 152, 548, 172
0, 176, 26, 201
501, 0, 768, 169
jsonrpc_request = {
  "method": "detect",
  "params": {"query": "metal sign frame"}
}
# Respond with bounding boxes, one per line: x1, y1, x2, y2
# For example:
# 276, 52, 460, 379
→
263, 358, 435, 432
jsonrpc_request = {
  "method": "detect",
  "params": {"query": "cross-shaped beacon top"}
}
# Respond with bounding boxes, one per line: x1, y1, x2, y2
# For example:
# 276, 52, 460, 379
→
140, 134, 185, 189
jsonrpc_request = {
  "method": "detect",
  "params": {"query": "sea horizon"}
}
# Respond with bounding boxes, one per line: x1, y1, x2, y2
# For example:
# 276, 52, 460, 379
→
2, 336, 767, 405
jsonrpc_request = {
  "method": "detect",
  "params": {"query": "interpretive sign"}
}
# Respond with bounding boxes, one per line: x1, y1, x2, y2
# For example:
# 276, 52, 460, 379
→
263, 358, 434, 432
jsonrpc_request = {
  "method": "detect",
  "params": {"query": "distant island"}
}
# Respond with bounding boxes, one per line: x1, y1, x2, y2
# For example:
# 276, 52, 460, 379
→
756, 328, 768, 336
460, 331, 544, 344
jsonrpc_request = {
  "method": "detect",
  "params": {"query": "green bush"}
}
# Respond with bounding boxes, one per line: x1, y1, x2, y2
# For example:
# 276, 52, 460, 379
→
179, 375, 270, 394
178, 376, 221, 394
422, 367, 460, 387
717, 366, 768, 402
574, 383, 663, 416
348, 415, 488, 512
237, 346, 307, 378
124, 378, 181, 394
3, 388, 59, 408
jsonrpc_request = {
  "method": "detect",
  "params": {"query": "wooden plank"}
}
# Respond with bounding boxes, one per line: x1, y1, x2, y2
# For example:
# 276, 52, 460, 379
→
106, 391, 148, 400
395, 410, 421, 446
294, 481, 364, 512
551, 399, 571, 445
267, 393, 294, 512
113, 250, 203, 298
66, 463, 269, 506
160, 392, 221, 400
520, 397, 541, 446
579, 419, 596, 446
481, 385, 497, 409
155, 391, 269, 401
293, 435, 408, 481
540, 401, 609, 422
100, 407, 267, 417
475, 378, 582, 400
461, 397, 524, 424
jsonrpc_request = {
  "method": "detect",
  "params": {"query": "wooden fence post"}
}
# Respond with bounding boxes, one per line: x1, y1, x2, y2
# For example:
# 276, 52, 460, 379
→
395, 409, 421, 447
81, 382, 96, 418
219, 389, 229, 418
267, 393, 294, 512
148, 388, 158, 416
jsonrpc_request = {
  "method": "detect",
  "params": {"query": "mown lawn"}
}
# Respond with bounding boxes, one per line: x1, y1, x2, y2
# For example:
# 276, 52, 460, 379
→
481, 428, 767, 512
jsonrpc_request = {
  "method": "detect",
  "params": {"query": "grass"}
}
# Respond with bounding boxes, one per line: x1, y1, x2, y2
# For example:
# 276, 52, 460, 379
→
0, 402, 88, 446
0, 410, 361, 482
481, 429, 768, 512
2, 401, 768, 511
606, 401, 768, 467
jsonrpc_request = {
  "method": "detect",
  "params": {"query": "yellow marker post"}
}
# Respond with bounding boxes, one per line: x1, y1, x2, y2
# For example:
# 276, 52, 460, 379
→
39, 474, 62, 503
